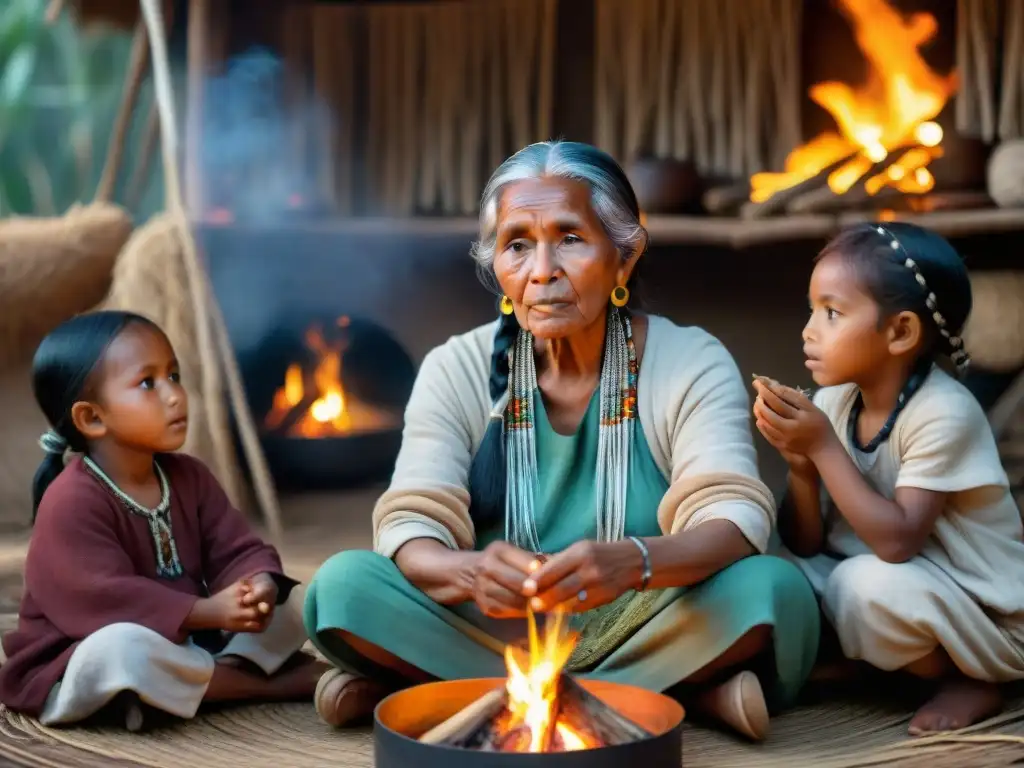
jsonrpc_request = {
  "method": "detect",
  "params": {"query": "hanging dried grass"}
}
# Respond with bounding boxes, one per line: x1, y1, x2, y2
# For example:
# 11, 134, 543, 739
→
595, 0, 802, 177
998, 0, 1024, 139
955, 0, 1001, 141
0, 203, 132, 369
363, 0, 557, 216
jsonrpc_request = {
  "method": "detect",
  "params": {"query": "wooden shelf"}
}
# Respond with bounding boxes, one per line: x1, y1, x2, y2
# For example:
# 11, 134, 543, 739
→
194, 208, 1024, 249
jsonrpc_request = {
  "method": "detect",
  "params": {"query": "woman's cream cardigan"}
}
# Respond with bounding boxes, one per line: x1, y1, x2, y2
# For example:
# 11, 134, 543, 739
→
373, 315, 776, 558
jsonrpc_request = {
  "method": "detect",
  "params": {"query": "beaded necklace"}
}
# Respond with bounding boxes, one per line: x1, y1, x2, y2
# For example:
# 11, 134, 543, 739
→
504, 306, 638, 551
82, 456, 184, 579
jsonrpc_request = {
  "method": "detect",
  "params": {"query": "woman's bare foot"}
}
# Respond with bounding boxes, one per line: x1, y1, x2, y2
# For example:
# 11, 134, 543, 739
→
315, 669, 390, 728
907, 678, 1002, 736
692, 670, 770, 741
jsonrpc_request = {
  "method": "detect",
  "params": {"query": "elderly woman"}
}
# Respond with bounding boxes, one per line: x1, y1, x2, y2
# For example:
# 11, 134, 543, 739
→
303, 141, 819, 741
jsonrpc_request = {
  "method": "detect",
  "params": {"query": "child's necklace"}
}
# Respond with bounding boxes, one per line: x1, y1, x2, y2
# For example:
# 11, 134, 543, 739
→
82, 456, 184, 579
847, 393, 902, 454
847, 360, 934, 454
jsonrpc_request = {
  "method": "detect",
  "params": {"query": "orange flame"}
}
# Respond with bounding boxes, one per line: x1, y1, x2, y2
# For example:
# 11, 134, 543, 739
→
264, 316, 400, 438
502, 607, 596, 752
750, 0, 957, 202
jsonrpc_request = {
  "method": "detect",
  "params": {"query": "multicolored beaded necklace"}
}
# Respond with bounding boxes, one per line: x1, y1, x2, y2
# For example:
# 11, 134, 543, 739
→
82, 456, 184, 579
504, 306, 639, 552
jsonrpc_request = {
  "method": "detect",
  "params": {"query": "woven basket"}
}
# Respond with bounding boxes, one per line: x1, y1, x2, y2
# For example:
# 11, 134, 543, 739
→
0, 203, 132, 369
961, 271, 1024, 373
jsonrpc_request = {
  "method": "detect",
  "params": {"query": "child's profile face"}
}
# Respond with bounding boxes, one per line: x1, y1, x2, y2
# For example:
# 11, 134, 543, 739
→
802, 252, 891, 387
84, 323, 189, 453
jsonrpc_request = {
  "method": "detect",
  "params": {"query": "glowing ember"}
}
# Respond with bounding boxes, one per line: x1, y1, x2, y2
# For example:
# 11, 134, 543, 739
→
263, 316, 400, 438
501, 608, 598, 752
750, 0, 957, 202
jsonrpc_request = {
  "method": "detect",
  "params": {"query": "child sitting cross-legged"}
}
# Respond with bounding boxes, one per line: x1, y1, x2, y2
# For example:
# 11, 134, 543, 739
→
0, 311, 327, 729
753, 223, 1024, 736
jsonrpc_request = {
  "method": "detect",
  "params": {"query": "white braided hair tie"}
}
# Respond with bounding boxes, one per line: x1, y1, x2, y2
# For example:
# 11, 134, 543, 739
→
38, 430, 68, 456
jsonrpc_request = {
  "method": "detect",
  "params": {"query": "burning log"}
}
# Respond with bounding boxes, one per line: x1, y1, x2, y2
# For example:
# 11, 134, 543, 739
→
740, 149, 862, 219
555, 675, 653, 747
785, 144, 929, 214
417, 675, 653, 753
419, 687, 510, 748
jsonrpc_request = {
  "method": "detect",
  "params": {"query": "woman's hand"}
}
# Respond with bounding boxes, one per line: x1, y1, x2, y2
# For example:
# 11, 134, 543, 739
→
753, 379, 835, 464
471, 541, 540, 618
522, 540, 642, 613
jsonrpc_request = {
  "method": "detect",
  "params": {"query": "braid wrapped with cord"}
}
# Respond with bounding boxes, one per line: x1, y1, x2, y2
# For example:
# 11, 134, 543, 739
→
467, 308, 520, 530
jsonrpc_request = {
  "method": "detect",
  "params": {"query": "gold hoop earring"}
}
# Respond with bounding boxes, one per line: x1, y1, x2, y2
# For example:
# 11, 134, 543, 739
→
499, 295, 515, 315
610, 285, 630, 307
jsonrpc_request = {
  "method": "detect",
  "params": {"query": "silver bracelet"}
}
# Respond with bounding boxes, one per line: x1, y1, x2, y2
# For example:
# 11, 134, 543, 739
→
627, 536, 652, 591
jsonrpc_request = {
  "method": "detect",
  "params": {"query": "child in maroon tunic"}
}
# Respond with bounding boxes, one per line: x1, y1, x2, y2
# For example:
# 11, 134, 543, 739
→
0, 311, 325, 729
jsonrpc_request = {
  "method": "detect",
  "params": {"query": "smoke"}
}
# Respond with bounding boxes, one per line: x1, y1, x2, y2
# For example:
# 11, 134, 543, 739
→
201, 47, 332, 222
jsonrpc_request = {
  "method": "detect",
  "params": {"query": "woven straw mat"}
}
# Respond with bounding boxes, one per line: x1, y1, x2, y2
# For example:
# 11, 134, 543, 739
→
1, 689, 1022, 768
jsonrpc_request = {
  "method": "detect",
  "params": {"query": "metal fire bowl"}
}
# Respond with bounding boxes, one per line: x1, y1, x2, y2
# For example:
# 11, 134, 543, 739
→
373, 678, 684, 768
259, 429, 403, 490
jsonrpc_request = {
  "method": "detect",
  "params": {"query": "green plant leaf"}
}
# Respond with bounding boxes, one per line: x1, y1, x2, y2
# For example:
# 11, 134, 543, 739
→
0, 44, 37, 106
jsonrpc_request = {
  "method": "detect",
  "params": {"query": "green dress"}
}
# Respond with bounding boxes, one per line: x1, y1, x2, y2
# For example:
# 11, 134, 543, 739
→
304, 391, 820, 709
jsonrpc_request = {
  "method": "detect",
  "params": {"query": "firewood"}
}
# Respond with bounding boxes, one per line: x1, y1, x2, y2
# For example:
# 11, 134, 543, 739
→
740, 149, 862, 219
702, 182, 752, 214
555, 675, 652, 746
418, 687, 508, 746
908, 189, 994, 213
786, 144, 927, 214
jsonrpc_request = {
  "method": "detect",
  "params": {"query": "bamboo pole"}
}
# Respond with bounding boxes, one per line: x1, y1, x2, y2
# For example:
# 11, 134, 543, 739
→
95, 21, 150, 203
185, 0, 208, 217
139, 0, 284, 542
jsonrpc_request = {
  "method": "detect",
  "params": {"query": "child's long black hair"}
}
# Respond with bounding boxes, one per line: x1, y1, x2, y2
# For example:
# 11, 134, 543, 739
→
31, 310, 160, 517
817, 222, 972, 451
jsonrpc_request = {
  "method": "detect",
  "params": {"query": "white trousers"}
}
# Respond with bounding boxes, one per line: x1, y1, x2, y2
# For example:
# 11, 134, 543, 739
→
39, 593, 307, 726
795, 552, 1024, 683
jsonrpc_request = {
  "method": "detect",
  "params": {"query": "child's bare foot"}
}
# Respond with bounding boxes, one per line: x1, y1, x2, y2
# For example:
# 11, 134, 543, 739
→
907, 678, 1002, 736
315, 668, 389, 728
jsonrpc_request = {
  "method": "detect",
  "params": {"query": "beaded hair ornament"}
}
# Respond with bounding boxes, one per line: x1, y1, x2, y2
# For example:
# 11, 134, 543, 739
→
874, 224, 970, 373
503, 306, 638, 552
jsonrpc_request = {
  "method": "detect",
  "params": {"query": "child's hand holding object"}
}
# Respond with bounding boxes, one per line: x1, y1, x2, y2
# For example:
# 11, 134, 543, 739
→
751, 375, 833, 472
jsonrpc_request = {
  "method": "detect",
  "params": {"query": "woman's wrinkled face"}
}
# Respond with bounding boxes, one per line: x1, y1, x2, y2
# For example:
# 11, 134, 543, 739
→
492, 177, 632, 339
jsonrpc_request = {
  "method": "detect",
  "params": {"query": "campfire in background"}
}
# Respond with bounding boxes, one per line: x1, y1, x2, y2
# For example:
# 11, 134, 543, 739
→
263, 316, 401, 439
418, 608, 650, 753
744, 0, 959, 218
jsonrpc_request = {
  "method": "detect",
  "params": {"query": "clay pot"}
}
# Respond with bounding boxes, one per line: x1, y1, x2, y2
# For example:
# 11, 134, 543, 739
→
929, 134, 991, 191
624, 158, 703, 214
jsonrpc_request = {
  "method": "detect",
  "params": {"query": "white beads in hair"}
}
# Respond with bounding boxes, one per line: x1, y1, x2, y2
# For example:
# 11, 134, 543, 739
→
875, 225, 970, 372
